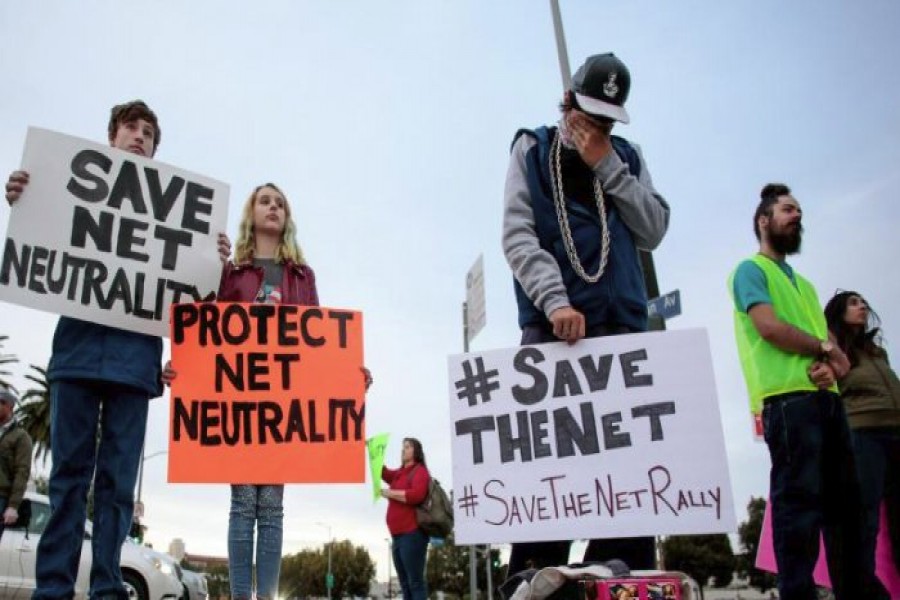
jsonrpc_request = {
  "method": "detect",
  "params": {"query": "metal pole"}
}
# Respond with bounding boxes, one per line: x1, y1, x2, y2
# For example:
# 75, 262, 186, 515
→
327, 536, 333, 600
485, 544, 493, 600
386, 538, 393, 598
318, 522, 333, 600
463, 301, 470, 354
548, 0, 664, 572
549, 0, 572, 90
136, 450, 167, 505
463, 301, 477, 600
136, 444, 145, 504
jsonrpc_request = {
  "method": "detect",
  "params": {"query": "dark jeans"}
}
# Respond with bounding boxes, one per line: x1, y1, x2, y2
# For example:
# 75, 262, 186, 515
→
851, 426, 900, 576
392, 529, 428, 600
507, 324, 656, 577
33, 379, 149, 600
762, 390, 887, 600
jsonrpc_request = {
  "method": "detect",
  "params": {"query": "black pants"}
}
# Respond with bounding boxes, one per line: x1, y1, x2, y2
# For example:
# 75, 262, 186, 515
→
762, 391, 888, 600
850, 426, 900, 577
506, 324, 656, 577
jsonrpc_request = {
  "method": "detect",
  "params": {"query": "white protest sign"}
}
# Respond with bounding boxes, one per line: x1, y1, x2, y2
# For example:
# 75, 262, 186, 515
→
465, 254, 486, 343
0, 127, 229, 337
448, 328, 736, 545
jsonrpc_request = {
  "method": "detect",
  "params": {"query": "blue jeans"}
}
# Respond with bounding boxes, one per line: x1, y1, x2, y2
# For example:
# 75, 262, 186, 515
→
850, 426, 900, 575
228, 484, 284, 599
762, 390, 887, 600
392, 530, 428, 600
33, 379, 149, 600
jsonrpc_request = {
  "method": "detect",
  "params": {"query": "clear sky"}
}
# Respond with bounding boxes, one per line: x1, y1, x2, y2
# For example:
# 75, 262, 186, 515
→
1, 0, 899, 583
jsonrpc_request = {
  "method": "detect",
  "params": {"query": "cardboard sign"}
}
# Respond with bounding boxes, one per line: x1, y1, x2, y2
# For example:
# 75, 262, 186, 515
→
756, 499, 900, 593
167, 302, 365, 483
448, 328, 736, 545
367, 433, 390, 502
0, 127, 229, 337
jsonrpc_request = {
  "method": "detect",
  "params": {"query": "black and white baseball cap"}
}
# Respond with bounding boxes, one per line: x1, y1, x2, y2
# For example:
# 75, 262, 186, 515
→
571, 53, 631, 124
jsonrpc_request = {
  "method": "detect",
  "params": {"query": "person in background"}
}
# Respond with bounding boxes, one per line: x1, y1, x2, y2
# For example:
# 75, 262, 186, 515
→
825, 291, 900, 577
0, 388, 32, 541
381, 437, 430, 600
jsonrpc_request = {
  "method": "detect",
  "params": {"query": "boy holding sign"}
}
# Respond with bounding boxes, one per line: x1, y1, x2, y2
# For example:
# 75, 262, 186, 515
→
4, 101, 229, 600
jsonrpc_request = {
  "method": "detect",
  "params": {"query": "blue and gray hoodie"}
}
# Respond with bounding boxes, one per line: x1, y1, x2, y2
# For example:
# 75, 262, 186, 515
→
502, 125, 669, 332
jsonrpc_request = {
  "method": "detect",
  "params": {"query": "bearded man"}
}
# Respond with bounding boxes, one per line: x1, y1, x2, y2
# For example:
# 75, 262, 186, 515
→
729, 183, 888, 599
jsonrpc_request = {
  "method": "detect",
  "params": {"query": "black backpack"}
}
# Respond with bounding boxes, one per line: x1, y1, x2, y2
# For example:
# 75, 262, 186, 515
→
407, 466, 454, 538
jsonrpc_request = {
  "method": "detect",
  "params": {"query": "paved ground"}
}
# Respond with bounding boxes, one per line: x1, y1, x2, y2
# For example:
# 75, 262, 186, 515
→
703, 590, 778, 600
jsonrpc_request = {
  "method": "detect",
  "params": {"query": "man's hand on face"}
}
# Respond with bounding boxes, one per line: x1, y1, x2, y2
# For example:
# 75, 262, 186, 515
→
567, 112, 613, 168
549, 306, 586, 344
5, 171, 29, 206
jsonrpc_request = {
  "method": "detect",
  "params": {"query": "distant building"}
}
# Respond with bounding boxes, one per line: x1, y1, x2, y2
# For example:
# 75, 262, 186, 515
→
168, 538, 228, 570
183, 552, 229, 570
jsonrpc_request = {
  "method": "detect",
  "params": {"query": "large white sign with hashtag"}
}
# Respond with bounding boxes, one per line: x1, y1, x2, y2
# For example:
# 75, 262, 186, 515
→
447, 328, 736, 544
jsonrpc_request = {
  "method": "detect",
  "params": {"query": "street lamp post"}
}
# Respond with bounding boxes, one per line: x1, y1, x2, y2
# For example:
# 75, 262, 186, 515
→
485, 544, 493, 600
131, 448, 167, 546
318, 522, 333, 600
385, 537, 393, 598
136, 448, 168, 505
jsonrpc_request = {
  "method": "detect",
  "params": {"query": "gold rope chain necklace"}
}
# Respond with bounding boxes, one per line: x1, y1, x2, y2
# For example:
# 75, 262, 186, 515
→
549, 131, 610, 284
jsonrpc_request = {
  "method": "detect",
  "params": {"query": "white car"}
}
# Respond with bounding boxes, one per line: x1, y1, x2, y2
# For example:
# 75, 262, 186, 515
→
0, 492, 184, 600
180, 568, 208, 600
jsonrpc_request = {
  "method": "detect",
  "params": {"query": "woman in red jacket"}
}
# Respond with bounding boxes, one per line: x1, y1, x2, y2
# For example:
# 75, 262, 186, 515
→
220, 182, 318, 600
382, 437, 430, 600
217, 182, 318, 307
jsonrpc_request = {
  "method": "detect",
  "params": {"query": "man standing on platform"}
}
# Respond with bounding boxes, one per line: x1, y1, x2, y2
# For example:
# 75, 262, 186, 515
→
502, 52, 669, 574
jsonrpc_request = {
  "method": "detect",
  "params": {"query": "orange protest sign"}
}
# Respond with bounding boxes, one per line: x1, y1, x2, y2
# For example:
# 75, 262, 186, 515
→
167, 302, 365, 484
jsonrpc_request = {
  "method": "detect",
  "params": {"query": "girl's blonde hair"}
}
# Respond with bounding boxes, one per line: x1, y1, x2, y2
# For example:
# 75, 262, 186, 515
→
233, 182, 306, 265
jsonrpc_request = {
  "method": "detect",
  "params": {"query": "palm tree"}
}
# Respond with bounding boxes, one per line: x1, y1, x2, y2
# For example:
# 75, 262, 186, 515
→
0, 335, 18, 392
17, 364, 51, 464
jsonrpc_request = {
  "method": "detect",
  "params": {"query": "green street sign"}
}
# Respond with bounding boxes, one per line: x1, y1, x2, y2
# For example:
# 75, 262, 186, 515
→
326, 573, 334, 589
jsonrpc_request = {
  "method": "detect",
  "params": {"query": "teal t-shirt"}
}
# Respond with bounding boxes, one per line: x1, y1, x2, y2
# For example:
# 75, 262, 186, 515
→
732, 256, 796, 313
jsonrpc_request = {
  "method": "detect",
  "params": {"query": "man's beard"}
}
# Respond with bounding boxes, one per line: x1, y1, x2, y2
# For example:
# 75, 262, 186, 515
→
768, 222, 803, 255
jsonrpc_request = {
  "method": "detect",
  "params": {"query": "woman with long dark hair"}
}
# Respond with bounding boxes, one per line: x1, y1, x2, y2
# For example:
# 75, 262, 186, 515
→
381, 437, 430, 600
824, 291, 900, 576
